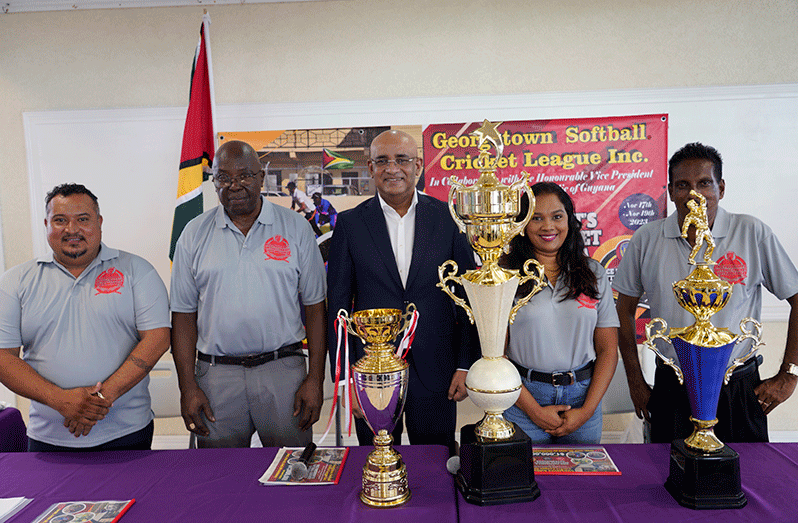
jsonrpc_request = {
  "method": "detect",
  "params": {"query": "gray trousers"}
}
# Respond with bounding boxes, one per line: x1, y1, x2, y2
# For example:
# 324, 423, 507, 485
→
195, 354, 312, 448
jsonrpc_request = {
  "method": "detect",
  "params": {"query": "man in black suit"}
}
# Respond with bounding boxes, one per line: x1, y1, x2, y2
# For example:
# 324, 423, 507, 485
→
327, 129, 479, 452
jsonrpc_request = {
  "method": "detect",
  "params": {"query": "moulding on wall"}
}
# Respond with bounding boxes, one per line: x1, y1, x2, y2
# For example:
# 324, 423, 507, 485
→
1, 0, 321, 14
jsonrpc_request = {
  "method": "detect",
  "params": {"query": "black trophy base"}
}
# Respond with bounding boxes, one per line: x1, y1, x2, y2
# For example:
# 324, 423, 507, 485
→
455, 422, 540, 506
664, 439, 747, 510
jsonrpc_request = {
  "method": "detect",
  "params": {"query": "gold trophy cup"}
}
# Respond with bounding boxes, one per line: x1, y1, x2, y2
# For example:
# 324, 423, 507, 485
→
437, 120, 545, 505
340, 305, 416, 507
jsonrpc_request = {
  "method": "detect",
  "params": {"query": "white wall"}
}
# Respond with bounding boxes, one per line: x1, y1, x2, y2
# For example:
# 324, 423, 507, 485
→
3, 0, 798, 269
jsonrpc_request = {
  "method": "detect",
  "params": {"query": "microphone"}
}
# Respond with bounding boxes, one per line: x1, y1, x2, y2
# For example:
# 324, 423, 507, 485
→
446, 455, 461, 475
290, 442, 317, 481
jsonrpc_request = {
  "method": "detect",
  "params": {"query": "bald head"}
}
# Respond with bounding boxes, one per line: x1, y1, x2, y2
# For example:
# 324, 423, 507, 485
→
213, 140, 261, 175
370, 130, 418, 158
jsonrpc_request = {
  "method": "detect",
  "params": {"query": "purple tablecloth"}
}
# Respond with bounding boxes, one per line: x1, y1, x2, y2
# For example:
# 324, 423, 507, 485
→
0, 445, 456, 523
3, 442, 797, 522
457, 443, 798, 522
0, 407, 26, 452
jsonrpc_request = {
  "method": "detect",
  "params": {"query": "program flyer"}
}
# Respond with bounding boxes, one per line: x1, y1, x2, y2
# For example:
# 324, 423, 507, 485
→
533, 446, 621, 475
31, 500, 135, 523
260, 447, 349, 485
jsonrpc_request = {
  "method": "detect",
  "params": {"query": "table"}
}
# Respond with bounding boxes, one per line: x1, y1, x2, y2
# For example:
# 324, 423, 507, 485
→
0, 445, 456, 523
457, 443, 798, 522
0, 407, 26, 452
2, 443, 797, 522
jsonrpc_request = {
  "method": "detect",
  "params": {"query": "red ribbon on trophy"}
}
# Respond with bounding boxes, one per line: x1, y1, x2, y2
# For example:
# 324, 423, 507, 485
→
318, 311, 354, 444
395, 308, 419, 360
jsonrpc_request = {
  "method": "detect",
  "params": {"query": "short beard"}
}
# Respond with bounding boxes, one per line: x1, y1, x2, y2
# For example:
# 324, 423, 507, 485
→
62, 249, 87, 259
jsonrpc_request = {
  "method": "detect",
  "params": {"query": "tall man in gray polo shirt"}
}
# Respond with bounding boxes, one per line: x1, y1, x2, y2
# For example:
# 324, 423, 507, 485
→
171, 140, 326, 448
0, 184, 171, 451
614, 142, 798, 443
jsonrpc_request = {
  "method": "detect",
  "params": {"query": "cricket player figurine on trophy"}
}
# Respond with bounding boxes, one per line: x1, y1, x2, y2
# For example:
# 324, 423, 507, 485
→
438, 120, 546, 505
643, 190, 764, 509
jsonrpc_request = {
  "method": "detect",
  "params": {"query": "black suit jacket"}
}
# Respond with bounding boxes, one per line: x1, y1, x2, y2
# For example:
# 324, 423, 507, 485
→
326, 193, 480, 394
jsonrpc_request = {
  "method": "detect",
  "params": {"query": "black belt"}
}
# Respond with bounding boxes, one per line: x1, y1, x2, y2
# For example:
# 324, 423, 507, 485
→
656, 353, 761, 381
197, 342, 304, 368
510, 359, 595, 386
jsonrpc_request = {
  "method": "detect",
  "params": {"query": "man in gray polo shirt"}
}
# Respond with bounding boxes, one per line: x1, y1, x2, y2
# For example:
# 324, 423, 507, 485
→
0, 184, 171, 451
614, 142, 798, 443
171, 140, 326, 448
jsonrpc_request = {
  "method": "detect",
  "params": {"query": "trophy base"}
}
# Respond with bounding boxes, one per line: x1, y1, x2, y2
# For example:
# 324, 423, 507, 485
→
455, 422, 540, 506
360, 431, 411, 508
664, 439, 747, 510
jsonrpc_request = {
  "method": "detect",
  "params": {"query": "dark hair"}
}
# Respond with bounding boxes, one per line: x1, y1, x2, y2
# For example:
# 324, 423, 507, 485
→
45, 183, 99, 213
501, 182, 598, 301
287, 181, 296, 190
668, 142, 722, 185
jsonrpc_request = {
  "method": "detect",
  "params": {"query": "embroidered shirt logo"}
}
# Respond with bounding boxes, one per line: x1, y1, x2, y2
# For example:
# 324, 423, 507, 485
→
264, 235, 291, 262
576, 294, 599, 309
94, 267, 125, 295
715, 252, 747, 285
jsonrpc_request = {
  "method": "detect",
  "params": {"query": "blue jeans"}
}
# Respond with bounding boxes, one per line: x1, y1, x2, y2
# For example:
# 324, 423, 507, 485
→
504, 376, 602, 444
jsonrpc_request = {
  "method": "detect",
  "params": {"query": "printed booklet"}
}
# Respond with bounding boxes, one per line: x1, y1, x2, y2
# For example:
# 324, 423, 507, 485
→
260, 447, 349, 485
31, 500, 135, 523
533, 446, 621, 475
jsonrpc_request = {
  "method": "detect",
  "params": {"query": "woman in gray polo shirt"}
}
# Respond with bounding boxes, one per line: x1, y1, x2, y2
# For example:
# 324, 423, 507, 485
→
500, 182, 619, 444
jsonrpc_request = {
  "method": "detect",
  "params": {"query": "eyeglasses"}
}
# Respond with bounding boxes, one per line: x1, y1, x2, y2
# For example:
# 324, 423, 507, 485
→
371, 157, 418, 169
213, 171, 261, 187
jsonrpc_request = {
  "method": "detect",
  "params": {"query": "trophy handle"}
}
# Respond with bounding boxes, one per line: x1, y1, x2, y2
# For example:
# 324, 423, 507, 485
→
338, 308, 367, 344
399, 303, 418, 334
447, 177, 467, 234
508, 258, 546, 324
436, 260, 474, 324
502, 175, 534, 251
724, 317, 765, 385
643, 318, 684, 385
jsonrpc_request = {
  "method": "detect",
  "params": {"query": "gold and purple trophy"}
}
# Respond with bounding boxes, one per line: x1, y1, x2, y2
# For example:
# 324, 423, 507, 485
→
340, 305, 415, 507
437, 120, 545, 505
643, 190, 764, 509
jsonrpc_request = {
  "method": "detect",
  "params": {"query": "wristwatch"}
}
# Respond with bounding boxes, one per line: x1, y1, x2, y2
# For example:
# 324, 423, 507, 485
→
785, 363, 798, 377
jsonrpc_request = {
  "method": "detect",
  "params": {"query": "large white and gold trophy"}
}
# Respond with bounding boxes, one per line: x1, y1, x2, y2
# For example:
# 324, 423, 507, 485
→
437, 120, 545, 505
643, 191, 764, 509
339, 305, 416, 507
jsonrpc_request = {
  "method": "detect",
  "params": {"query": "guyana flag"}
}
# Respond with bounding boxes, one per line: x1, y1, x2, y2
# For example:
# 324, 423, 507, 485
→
170, 14, 216, 261
322, 148, 354, 170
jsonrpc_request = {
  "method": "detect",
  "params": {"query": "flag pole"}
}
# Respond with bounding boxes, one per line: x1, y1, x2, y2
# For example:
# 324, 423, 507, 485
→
202, 10, 218, 153
169, 12, 217, 262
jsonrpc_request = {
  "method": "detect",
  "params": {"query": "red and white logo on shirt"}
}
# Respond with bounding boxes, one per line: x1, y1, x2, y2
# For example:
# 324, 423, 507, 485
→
94, 267, 125, 295
715, 252, 748, 285
264, 235, 291, 262
576, 294, 599, 309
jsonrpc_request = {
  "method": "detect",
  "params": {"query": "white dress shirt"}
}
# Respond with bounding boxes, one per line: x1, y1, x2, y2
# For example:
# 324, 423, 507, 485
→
377, 190, 418, 288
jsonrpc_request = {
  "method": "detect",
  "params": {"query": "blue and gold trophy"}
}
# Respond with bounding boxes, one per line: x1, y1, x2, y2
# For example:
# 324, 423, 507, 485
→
643, 191, 764, 509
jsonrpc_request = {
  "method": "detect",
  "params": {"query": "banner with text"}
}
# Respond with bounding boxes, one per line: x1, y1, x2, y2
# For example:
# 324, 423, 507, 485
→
422, 115, 669, 277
